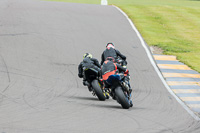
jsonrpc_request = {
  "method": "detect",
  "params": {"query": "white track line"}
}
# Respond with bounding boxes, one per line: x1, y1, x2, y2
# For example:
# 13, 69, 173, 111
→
113, 5, 200, 121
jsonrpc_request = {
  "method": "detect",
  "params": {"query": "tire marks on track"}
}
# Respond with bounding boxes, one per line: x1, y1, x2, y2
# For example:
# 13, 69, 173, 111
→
0, 53, 10, 82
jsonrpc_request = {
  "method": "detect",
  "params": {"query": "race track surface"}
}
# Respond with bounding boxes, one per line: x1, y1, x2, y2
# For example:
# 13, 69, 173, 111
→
0, 0, 200, 132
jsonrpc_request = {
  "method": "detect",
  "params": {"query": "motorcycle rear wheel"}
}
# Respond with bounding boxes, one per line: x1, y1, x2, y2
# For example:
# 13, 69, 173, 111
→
115, 86, 130, 109
91, 80, 106, 101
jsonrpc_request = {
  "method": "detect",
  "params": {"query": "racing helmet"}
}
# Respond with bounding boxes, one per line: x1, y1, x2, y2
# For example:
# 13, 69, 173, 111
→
83, 53, 93, 59
106, 42, 115, 49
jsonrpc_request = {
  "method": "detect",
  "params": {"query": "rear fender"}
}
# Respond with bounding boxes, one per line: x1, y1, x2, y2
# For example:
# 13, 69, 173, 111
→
84, 68, 98, 81
107, 75, 120, 84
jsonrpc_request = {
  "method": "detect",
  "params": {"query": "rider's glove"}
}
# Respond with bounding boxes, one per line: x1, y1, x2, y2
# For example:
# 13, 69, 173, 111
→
124, 69, 129, 74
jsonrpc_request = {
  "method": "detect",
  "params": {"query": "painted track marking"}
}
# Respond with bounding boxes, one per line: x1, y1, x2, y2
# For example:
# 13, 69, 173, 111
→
155, 54, 200, 118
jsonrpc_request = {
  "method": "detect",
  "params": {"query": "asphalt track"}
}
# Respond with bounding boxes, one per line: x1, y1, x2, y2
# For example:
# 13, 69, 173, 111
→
0, 0, 200, 132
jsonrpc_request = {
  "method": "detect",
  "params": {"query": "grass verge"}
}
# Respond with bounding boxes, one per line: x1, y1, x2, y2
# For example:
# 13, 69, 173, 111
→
110, 0, 200, 72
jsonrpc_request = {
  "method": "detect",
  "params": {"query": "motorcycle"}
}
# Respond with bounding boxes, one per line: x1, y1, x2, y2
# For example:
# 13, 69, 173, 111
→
83, 68, 106, 101
105, 73, 132, 109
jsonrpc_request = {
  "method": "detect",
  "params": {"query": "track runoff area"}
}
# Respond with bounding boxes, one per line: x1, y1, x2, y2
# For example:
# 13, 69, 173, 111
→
0, 0, 200, 133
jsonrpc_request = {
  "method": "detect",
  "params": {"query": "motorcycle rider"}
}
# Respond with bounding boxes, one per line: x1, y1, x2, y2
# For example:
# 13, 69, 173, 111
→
78, 53, 101, 90
101, 57, 132, 106
101, 42, 127, 67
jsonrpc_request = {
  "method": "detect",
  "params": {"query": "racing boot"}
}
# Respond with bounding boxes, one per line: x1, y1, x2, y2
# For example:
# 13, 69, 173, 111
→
129, 92, 133, 107
128, 83, 132, 94
122, 81, 130, 92
123, 76, 132, 94
83, 80, 89, 86
88, 86, 92, 92
83, 80, 92, 91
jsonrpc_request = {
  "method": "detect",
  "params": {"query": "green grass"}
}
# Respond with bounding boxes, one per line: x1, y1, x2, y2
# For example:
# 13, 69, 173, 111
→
46, 0, 200, 72
111, 0, 200, 72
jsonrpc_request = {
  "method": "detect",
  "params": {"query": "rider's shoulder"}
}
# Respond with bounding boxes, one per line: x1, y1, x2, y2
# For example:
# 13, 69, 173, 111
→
90, 57, 98, 61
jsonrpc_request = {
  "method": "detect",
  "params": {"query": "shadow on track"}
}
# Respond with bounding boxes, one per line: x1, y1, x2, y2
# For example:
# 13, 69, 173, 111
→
71, 95, 100, 101
70, 95, 135, 109
92, 104, 123, 109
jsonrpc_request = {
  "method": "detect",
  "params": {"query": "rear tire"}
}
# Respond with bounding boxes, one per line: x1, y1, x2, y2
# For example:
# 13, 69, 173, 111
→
91, 80, 106, 101
115, 86, 130, 109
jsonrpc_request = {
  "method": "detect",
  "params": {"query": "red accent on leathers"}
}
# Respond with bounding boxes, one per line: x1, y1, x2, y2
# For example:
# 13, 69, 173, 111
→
102, 63, 117, 80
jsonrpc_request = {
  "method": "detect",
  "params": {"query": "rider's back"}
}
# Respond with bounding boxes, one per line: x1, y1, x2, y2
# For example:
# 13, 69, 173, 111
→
103, 47, 117, 60
82, 57, 94, 69
102, 61, 116, 75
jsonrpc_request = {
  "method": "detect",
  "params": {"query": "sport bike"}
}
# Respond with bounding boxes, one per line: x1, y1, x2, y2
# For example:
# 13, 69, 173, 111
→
83, 68, 106, 101
106, 74, 132, 109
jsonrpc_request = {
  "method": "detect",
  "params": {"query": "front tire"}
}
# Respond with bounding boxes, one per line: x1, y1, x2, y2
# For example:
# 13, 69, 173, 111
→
91, 80, 106, 101
115, 86, 130, 109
